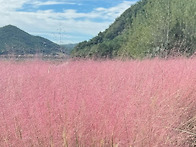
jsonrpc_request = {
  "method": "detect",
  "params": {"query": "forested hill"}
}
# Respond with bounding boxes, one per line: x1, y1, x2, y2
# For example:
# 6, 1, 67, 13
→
71, 0, 196, 59
0, 25, 62, 55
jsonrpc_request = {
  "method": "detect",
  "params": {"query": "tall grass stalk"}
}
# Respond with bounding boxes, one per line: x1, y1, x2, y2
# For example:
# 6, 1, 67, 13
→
0, 58, 195, 146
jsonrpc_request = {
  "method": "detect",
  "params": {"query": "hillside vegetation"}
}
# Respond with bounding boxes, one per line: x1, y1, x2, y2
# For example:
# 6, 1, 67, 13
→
71, 0, 196, 58
60, 43, 77, 55
0, 25, 62, 55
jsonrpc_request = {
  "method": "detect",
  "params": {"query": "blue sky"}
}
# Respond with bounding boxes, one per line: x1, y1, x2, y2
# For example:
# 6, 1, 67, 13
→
0, 0, 138, 44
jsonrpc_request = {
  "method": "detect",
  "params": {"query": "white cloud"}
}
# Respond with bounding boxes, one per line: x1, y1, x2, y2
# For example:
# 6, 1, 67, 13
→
30, 1, 77, 7
95, 1, 137, 19
0, 0, 28, 11
0, 0, 137, 44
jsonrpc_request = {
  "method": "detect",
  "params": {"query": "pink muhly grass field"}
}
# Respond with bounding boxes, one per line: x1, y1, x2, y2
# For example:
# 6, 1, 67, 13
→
0, 58, 196, 146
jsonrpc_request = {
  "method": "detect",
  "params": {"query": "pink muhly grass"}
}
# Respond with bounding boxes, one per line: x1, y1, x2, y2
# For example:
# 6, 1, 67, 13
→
0, 58, 195, 146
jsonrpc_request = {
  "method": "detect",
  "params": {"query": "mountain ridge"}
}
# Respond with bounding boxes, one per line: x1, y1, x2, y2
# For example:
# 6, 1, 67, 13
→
0, 25, 63, 55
